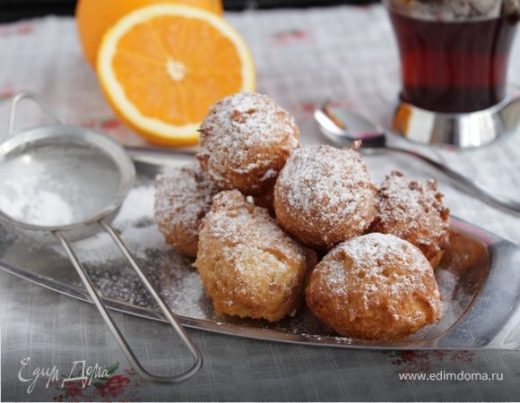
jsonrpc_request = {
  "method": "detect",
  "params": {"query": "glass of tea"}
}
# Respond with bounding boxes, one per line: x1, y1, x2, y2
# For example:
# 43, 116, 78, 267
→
385, 0, 520, 114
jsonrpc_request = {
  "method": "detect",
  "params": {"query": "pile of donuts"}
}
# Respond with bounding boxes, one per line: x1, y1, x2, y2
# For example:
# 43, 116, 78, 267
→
154, 92, 450, 341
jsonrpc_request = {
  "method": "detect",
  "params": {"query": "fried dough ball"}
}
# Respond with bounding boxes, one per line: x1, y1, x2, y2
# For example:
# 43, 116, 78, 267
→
197, 92, 299, 195
154, 162, 220, 258
370, 171, 450, 267
195, 190, 314, 322
274, 143, 377, 250
306, 233, 442, 340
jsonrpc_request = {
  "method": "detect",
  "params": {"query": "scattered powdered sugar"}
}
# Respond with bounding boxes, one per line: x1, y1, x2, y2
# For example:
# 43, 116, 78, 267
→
159, 260, 211, 319
65, 179, 209, 316
434, 268, 459, 323
75, 224, 168, 264
80, 264, 162, 308
197, 92, 299, 190
114, 183, 155, 230
75, 246, 206, 314
63, 182, 158, 261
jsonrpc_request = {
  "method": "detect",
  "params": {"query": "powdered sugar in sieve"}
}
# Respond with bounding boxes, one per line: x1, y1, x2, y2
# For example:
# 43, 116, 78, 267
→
0, 143, 122, 227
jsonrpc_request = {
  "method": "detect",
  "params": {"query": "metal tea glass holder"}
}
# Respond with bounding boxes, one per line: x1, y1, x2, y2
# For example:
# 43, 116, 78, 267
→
392, 97, 520, 148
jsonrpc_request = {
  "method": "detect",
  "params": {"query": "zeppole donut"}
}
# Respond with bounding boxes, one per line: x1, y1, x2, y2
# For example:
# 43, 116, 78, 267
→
154, 162, 220, 258
306, 233, 442, 340
274, 142, 377, 250
370, 171, 450, 267
195, 190, 314, 322
197, 92, 299, 195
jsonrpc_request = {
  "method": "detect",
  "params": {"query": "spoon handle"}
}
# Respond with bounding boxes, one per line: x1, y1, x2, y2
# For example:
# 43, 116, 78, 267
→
379, 145, 520, 215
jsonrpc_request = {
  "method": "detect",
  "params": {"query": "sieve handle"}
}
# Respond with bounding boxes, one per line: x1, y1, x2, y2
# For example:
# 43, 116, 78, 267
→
54, 223, 203, 384
8, 92, 61, 137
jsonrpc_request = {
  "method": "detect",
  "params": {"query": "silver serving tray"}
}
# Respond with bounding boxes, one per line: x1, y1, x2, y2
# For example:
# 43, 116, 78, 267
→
1, 158, 520, 350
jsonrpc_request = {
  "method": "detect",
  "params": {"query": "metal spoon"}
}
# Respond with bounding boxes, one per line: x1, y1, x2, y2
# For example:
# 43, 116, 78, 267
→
314, 102, 520, 216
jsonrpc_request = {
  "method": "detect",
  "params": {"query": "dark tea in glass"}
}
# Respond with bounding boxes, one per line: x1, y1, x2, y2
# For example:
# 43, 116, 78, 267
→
386, 0, 519, 113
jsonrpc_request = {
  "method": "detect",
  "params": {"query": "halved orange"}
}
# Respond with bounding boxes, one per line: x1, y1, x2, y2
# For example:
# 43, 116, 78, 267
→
76, 0, 223, 66
97, 4, 256, 146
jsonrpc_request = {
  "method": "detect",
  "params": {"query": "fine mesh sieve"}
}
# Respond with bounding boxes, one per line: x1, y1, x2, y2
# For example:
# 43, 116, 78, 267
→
0, 92, 202, 383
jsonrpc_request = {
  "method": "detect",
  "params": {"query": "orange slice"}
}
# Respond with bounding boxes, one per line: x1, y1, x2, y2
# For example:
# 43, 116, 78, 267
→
97, 4, 256, 146
76, 0, 223, 66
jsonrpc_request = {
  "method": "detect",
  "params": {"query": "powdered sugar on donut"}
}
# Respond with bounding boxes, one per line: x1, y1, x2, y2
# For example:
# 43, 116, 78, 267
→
154, 162, 220, 256
197, 92, 299, 193
311, 233, 442, 330
200, 92, 298, 151
196, 190, 313, 322
274, 143, 377, 248
202, 190, 307, 267
327, 233, 433, 299
371, 171, 450, 262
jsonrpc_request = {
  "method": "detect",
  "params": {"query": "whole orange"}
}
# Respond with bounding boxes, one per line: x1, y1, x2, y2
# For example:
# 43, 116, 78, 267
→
75, 0, 223, 66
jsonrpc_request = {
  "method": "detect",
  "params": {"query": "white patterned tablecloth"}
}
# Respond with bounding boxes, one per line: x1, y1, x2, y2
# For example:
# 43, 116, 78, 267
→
1, 5, 520, 401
